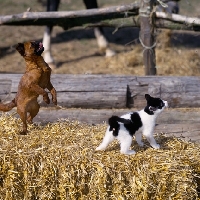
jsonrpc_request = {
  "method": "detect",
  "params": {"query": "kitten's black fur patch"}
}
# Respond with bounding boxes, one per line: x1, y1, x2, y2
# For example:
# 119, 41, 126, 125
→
108, 113, 142, 137
124, 112, 142, 136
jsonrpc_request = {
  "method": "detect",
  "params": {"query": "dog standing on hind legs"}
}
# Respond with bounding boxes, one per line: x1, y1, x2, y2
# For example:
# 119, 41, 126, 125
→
0, 41, 57, 135
96, 94, 168, 155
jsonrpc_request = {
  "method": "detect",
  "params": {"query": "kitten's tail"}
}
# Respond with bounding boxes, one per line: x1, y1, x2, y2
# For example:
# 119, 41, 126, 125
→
109, 115, 131, 125
108, 115, 131, 136
0, 99, 16, 112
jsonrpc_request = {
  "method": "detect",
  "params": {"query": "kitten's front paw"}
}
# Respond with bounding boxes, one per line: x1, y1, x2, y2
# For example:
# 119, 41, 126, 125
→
95, 145, 105, 151
152, 143, 160, 149
121, 150, 136, 155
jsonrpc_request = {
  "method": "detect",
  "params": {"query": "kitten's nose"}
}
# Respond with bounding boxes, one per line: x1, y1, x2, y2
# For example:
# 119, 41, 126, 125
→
164, 101, 168, 107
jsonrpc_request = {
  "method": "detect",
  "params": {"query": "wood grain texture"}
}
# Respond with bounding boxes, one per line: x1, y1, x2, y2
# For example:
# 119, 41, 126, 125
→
139, 0, 156, 75
0, 75, 200, 108
0, 79, 12, 102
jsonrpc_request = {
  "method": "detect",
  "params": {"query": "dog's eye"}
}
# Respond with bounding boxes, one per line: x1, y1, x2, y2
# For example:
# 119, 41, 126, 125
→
30, 42, 35, 48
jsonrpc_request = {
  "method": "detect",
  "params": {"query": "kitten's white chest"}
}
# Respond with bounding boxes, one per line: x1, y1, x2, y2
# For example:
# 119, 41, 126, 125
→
139, 110, 156, 129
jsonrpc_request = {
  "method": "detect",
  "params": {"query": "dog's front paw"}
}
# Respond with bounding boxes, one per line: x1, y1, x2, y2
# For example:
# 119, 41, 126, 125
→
152, 143, 160, 149
52, 97, 57, 105
43, 95, 50, 104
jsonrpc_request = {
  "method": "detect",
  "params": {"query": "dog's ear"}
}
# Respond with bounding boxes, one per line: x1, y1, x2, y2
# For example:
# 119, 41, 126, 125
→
16, 43, 25, 56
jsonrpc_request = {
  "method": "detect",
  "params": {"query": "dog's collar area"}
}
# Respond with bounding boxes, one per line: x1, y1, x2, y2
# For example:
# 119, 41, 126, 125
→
24, 54, 36, 57
23, 53, 33, 58
25, 67, 41, 73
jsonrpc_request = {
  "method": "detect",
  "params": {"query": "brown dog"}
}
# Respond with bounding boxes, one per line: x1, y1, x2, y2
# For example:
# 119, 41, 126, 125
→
0, 41, 57, 134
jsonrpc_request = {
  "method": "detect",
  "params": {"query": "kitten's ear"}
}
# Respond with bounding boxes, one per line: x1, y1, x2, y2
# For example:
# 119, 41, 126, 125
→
145, 94, 151, 101
149, 106, 157, 112
16, 43, 25, 56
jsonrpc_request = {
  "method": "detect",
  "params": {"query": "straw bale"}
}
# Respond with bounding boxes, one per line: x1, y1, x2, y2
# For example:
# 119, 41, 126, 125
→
0, 113, 199, 200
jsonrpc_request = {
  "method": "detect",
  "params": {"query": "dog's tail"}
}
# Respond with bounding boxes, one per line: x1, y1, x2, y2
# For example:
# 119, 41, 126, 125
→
0, 99, 16, 112
108, 115, 131, 136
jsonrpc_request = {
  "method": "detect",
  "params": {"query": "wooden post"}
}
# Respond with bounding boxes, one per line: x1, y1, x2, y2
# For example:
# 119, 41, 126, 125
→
139, 0, 156, 75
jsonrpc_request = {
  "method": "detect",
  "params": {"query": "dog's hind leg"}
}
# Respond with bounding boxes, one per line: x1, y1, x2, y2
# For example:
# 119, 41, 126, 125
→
17, 107, 28, 135
27, 102, 40, 124
96, 127, 115, 151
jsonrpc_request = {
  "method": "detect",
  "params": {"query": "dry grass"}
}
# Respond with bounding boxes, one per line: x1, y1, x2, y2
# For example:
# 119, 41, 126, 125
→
0, 114, 199, 200
156, 31, 200, 76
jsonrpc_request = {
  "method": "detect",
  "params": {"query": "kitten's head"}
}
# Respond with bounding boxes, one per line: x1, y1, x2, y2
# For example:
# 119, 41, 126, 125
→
144, 94, 168, 115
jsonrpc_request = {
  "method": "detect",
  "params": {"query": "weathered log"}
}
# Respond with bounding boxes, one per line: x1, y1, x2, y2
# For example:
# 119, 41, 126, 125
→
0, 74, 200, 108
156, 12, 200, 26
1, 12, 199, 31
86, 15, 200, 32
155, 124, 200, 143
84, 16, 140, 29
55, 92, 126, 109
0, 79, 12, 103
154, 18, 200, 31
0, 0, 199, 32
0, 3, 139, 29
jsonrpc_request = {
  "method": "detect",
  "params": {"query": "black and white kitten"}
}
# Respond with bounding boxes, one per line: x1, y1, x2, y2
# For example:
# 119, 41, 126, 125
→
96, 94, 168, 155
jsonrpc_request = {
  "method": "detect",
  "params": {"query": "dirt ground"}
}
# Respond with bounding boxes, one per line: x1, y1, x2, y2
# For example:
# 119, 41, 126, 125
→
0, 0, 200, 76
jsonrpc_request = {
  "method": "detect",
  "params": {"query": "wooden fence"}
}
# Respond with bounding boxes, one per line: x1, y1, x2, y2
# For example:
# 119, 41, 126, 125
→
0, 0, 200, 75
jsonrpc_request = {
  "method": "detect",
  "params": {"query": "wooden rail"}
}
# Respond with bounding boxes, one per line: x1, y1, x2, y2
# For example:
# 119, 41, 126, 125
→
0, 3, 139, 29
0, 4, 200, 31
